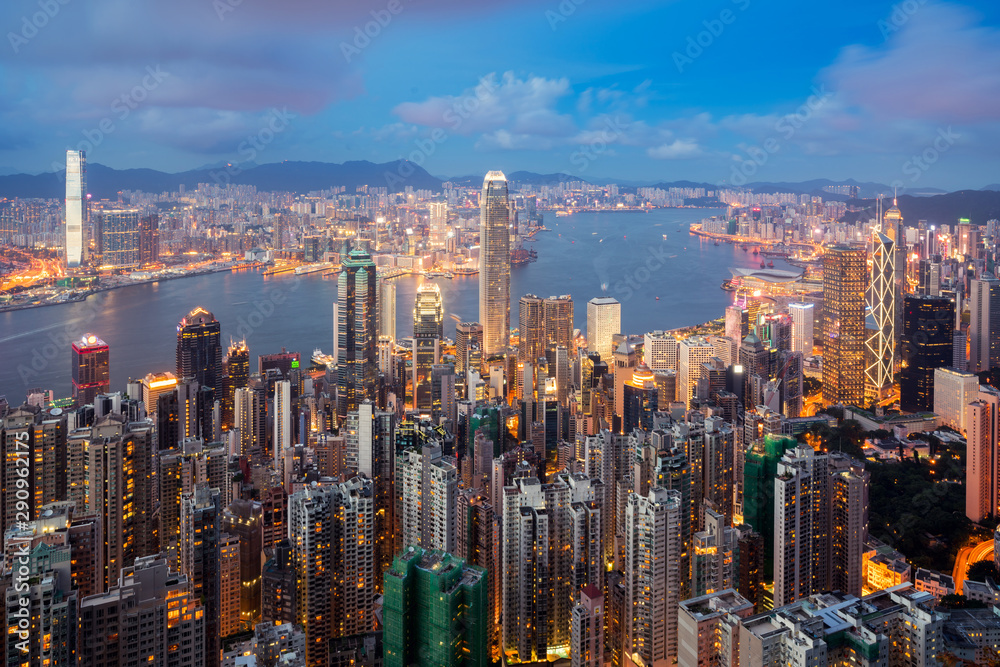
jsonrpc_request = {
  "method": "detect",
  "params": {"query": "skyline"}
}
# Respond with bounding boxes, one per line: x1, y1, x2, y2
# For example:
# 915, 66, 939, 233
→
0, 1, 997, 189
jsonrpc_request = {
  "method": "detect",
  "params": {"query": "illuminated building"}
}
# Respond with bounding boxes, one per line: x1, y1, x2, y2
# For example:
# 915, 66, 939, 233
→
456, 321, 484, 375
970, 278, 1000, 373
383, 547, 489, 667
457, 490, 501, 663
933, 367, 980, 432
862, 538, 911, 595
677, 590, 754, 667
678, 336, 715, 408
691, 507, 739, 598
179, 484, 222, 666
571, 585, 604, 667
742, 434, 797, 575
72, 333, 110, 405
140, 371, 177, 423
289, 477, 375, 667
725, 306, 749, 344
337, 247, 378, 418
544, 295, 574, 352
65, 149, 86, 267
738, 333, 770, 408
397, 442, 458, 554
222, 499, 263, 628
138, 213, 159, 265
479, 171, 511, 358
412, 282, 443, 412
622, 362, 658, 433
586, 296, 620, 362
518, 294, 544, 364
176, 307, 223, 391
900, 295, 954, 412
223, 340, 249, 428
966, 386, 1000, 523
789, 302, 814, 357
624, 487, 683, 665
378, 278, 396, 343
866, 231, 896, 400
99, 208, 141, 269
822, 246, 866, 406
644, 331, 678, 370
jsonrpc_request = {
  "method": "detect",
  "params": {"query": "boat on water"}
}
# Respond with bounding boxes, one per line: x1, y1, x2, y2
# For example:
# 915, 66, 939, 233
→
767, 260, 774, 268
662, 234, 668, 240
759, 261, 766, 268
453, 267, 478, 276
713, 241, 720, 246
741, 245, 748, 251
721, 280, 736, 291
311, 348, 335, 367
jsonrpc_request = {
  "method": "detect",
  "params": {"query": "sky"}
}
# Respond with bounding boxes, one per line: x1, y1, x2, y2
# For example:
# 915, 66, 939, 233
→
1, 0, 999, 190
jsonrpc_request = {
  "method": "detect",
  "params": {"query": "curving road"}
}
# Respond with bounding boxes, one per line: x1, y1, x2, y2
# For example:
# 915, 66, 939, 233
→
953, 539, 995, 595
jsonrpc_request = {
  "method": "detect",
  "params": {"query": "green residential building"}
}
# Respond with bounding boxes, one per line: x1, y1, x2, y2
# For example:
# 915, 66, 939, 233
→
743, 434, 797, 575
384, 546, 489, 667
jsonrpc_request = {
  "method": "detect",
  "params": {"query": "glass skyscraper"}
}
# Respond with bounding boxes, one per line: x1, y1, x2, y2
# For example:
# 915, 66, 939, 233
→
337, 247, 378, 418
822, 246, 866, 406
65, 149, 87, 267
412, 282, 443, 412
176, 307, 223, 391
100, 208, 141, 270
479, 171, 510, 358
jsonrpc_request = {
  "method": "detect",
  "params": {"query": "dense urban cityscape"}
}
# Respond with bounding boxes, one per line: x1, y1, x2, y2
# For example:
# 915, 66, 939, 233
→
3, 1, 1000, 666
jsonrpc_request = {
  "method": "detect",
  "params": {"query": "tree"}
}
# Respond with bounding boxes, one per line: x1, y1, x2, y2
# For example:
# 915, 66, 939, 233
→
967, 560, 1000, 584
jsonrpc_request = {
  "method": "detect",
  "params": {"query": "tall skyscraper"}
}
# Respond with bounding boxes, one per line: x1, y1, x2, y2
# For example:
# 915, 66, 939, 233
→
99, 208, 141, 269
379, 278, 397, 343
383, 547, 489, 667
456, 321, 484, 376
65, 149, 86, 267
138, 213, 159, 266
966, 387, 1000, 523
883, 199, 906, 355
274, 380, 292, 472
223, 339, 249, 428
518, 294, 545, 364
678, 336, 715, 408
413, 282, 444, 412
337, 247, 378, 418
587, 296, 621, 362
900, 295, 954, 413
176, 307, 223, 390
822, 246, 866, 406
179, 484, 222, 667
544, 294, 574, 351
969, 278, 1000, 373
789, 302, 814, 357
479, 171, 511, 358
72, 333, 110, 405
866, 231, 896, 400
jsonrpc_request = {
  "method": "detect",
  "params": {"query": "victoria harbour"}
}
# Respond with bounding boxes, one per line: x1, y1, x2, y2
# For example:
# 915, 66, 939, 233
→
0, 208, 794, 397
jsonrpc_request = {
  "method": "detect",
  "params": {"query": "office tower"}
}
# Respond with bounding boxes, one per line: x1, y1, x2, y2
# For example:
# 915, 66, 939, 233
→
966, 387, 1000, 523
223, 340, 249, 427
866, 231, 896, 399
612, 340, 637, 419
233, 386, 257, 456
970, 278, 1000, 373
544, 294, 574, 351
337, 247, 378, 418
789, 302, 814, 357
456, 322, 484, 375
479, 171, 511, 357
99, 208, 141, 269
587, 296, 621, 362
288, 477, 375, 667
644, 331, 678, 370
822, 246, 866, 406
179, 485, 222, 666
77, 556, 205, 666
773, 446, 869, 607
140, 371, 177, 423
383, 547, 488, 667
518, 294, 545, 364
138, 213, 159, 265
379, 278, 396, 342
703, 417, 735, 521
502, 474, 603, 663
457, 490, 501, 663
738, 332, 770, 407
176, 306, 223, 390
624, 487, 683, 665
900, 295, 954, 412
776, 349, 804, 418
742, 434, 797, 573
677, 590, 755, 667
71, 333, 110, 405
677, 336, 716, 407
571, 585, 604, 667
222, 499, 263, 628
86, 415, 155, 591
622, 363, 658, 433
725, 305, 749, 343
933, 367, 980, 432
65, 149, 86, 267
397, 442, 458, 554
428, 201, 449, 248
274, 379, 291, 473
413, 282, 443, 412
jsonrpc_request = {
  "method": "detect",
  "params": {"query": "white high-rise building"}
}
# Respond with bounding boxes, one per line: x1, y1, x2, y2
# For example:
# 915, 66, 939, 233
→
789, 302, 814, 357
865, 231, 896, 399
379, 279, 396, 343
587, 297, 621, 362
624, 487, 682, 665
65, 149, 87, 267
643, 331, 678, 370
970, 278, 1000, 373
397, 442, 457, 554
677, 336, 715, 407
933, 367, 980, 433
273, 380, 291, 472
966, 385, 1000, 523
479, 171, 511, 357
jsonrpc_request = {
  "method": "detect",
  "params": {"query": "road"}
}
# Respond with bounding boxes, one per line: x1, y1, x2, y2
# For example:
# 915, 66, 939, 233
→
953, 539, 995, 595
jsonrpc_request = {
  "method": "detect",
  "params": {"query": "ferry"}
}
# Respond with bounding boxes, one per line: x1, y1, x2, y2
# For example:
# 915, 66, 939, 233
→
311, 349, 336, 367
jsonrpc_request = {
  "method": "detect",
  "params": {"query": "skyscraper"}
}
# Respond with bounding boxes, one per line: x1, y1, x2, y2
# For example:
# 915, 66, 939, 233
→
678, 336, 715, 408
412, 282, 444, 412
72, 333, 110, 405
456, 321, 484, 376
65, 149, 86, 267
176, 307, 223, 390
518, 294, 545, 364
900, 295, 954, 413
587, 296, 621, 362
866, 232, 896, 399
397, 442, 458, 554
99, 208, 141, 269
544, 294, 574, 352
789, 302, 814, 357
822, 246, 866, 406
138, 213, 159, 266
479, 171, 511, 358
969, 278, 1000, 373
274, 380, 292, 472
379, 278, 397, 343
337, 247, 378, 418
